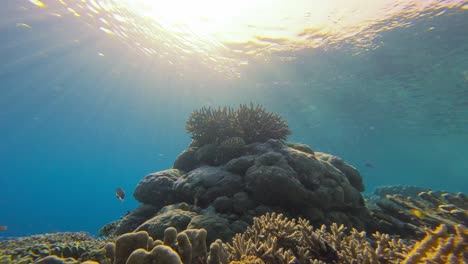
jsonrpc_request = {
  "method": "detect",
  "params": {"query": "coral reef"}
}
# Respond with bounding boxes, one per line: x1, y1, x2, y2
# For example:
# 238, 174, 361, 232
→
121, 139, 371, 243
0, 232, 110, 264
185, 104, 291, 146
372, 185, 432, 198
186, 106, 238, 146
3, 214, 466, 264
233, 104, 291, 144
225, 213, 339, 264
401, 224, 467, 264
4, 104, 467, 263
98, 221, 119, 238
367, 187, 468, 238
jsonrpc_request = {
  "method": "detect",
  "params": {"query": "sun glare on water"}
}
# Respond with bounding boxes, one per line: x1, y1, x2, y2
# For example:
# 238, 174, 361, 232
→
122, 0, 334, 43
23, 0, 467, 75
110, 0, 466, 45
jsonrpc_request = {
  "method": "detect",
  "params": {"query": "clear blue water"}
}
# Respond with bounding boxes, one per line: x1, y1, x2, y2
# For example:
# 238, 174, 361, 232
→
0, 1, 467, 238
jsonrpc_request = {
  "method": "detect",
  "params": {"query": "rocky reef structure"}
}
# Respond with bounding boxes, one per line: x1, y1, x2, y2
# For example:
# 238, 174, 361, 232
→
3, 213, 465, 264
115, 145, 370, 242
107, 104, 372, 243
106, 105, 468, 243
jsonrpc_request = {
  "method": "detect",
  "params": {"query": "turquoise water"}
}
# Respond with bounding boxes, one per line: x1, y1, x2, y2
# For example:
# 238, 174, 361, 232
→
0, 1, 467, 238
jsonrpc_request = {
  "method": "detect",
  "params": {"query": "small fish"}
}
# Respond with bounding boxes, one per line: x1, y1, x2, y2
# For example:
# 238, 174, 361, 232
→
410, 209, 424, 219
364, 162, 374, 168
0, 226, 7, 231
115, 188, 125, 202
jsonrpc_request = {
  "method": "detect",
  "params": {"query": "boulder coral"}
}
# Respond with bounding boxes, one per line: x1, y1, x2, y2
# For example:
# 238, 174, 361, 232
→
126, 139, 371, 241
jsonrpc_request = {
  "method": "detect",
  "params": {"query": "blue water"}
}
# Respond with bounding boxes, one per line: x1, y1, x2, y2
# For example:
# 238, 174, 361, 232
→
0, 1, 467, 238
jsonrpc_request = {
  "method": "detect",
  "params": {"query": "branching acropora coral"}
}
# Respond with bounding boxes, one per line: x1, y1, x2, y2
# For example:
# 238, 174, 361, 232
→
234, 104, 291, 144
225, 213, 339, 264
372, 191, 468, 238
402, 224, 467, 264
185, 104, 291, 146
2, 216, 466, 264
224, 213, 467, 264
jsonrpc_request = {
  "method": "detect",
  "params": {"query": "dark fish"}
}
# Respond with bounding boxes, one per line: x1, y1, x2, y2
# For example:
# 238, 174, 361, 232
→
364, 162, 374, 168
115, 188, 125, 202
0, 226, 7, 231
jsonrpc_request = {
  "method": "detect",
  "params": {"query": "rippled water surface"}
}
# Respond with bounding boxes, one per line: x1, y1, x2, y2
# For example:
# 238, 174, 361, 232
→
0, 0, 467, 236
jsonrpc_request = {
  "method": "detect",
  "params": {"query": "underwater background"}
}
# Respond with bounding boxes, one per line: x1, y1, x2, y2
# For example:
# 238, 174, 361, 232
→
0, 0, 467, 239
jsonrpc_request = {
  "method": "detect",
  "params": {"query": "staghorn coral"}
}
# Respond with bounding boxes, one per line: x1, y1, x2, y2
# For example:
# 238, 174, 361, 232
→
370, 190, 468, 238
186, 106, 238, 146
402, 224, 467, 264
225, 213, 339, 264
185, 104, 291, 146
224, 213, 416, 264
313, 222, 413, 263
234, 103, 291, 144
229, 255, 265, 264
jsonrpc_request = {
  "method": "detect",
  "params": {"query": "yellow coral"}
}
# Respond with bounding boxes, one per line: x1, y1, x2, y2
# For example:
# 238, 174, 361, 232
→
229, 255, 265, 264
402, 224, 467, 264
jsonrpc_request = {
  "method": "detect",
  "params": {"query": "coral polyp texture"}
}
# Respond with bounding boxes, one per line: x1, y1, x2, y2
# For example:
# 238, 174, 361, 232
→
185, 104, 291, 146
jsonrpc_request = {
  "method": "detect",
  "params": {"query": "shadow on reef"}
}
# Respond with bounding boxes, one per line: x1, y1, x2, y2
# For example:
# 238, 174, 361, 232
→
1, 213, 466, 264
